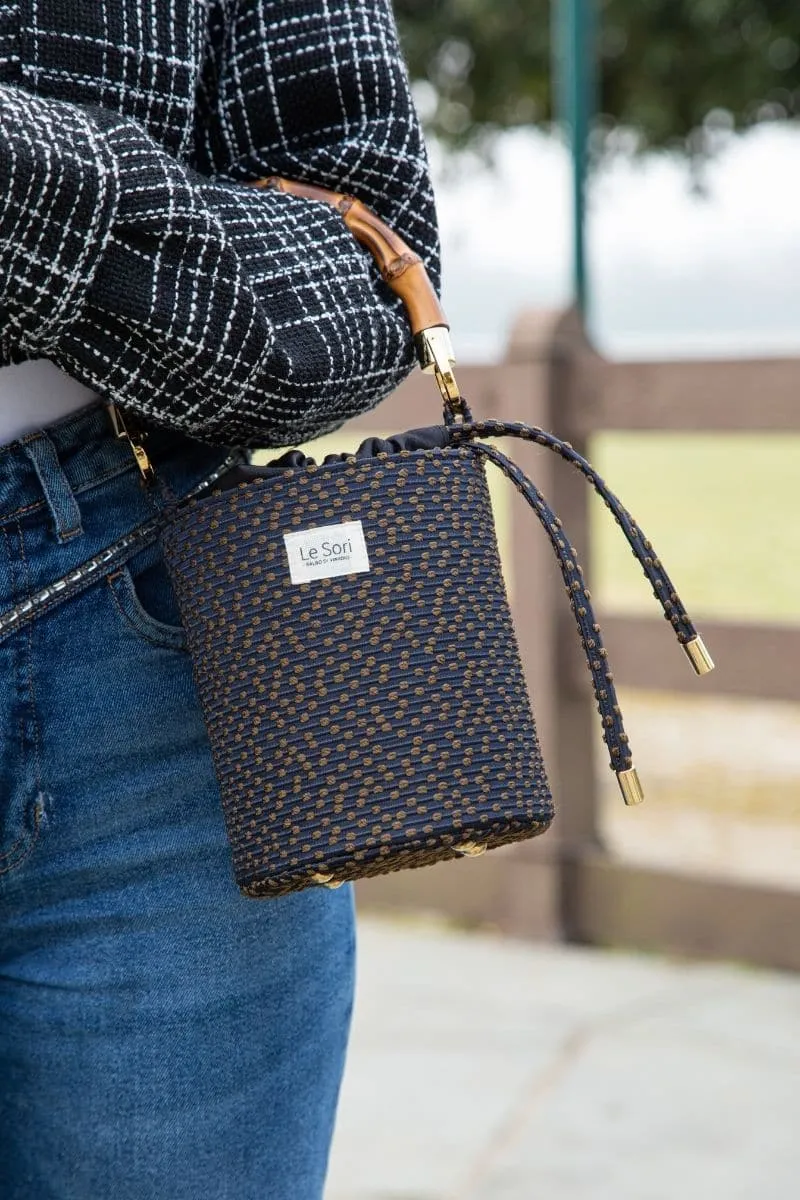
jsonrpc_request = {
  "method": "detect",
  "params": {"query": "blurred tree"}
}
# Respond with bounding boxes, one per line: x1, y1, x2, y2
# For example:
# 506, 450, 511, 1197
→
395, 0, 800, 154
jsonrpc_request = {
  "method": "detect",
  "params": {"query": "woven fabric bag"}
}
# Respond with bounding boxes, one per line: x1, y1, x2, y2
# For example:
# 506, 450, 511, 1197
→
112, 178, 714, 898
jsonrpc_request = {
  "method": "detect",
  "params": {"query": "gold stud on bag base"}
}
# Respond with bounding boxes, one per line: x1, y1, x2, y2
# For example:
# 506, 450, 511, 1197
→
111, 174, 716, 898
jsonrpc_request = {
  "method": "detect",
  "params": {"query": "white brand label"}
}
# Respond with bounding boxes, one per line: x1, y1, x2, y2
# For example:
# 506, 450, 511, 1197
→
283, 520, 370, 585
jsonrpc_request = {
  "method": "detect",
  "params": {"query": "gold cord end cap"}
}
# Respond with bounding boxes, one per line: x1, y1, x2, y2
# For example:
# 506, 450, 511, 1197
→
684, 636, 715, 676
617, 767, 645, 807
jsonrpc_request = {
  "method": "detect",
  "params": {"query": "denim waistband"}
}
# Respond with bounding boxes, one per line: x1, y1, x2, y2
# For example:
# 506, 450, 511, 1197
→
0, 401, 243, 640
0, 402, 239, 528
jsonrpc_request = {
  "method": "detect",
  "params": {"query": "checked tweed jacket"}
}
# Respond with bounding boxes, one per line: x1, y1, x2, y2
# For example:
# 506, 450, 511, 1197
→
0, 1, 439, 446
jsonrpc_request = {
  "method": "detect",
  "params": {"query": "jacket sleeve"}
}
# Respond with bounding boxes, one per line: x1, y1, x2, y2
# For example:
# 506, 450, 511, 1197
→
0, 0, 440, 447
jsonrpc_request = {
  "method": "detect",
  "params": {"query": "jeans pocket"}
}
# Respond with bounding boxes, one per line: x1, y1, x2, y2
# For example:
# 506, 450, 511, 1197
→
107, 539, 187, 651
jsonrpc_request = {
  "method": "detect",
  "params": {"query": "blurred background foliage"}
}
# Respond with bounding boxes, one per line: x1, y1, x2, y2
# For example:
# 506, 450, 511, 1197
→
395, 1, 800, 155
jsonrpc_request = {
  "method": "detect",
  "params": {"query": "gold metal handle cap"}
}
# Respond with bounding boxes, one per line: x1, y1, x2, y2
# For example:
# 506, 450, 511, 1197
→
414, 326, 461, 406
617, 767, 645, 807
684, 636, 715, 676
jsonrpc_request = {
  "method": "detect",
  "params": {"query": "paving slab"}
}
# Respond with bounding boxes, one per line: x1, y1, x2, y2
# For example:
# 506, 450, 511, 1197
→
325, 915, 800, 1200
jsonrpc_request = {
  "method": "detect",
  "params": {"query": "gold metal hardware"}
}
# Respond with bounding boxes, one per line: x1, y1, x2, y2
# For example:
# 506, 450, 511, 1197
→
617, 767, 644, 807
414, 325, 462, 410
130, 441, 154, 481
107, 402, 154, 483
684, 635, 715, 676
311, 871, 344, 889
455, 841, 488, 857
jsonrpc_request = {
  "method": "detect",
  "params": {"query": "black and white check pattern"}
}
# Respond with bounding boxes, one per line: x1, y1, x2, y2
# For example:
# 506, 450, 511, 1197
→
0, 1, 439, 446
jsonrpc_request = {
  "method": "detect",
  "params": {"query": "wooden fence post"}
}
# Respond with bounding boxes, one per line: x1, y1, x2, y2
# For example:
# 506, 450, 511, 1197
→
502, 308, 607, 938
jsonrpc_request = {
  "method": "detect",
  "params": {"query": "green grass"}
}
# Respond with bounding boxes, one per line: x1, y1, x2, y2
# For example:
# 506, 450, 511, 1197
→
590, 433, 800, 625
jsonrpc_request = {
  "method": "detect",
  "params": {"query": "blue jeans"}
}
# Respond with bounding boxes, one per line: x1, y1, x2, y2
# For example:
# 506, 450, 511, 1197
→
0, 403, 355, 1199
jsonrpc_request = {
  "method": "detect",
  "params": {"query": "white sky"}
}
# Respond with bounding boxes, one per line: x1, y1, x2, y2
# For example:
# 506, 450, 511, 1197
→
433, 122, 800, 361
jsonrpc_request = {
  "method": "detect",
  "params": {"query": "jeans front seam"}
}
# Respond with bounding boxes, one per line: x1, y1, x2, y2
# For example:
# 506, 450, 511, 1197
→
16, 518, 45, 798
0, 519, 47, 877
2, 521, 27, 768
0, 795, 45, 875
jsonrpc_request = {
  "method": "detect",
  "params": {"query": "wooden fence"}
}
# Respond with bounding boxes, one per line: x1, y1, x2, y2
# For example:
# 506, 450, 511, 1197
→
348, 307, 800, 972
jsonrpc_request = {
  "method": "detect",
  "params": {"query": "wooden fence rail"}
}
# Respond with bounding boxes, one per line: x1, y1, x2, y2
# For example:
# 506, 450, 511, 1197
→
353, 308, 800, 972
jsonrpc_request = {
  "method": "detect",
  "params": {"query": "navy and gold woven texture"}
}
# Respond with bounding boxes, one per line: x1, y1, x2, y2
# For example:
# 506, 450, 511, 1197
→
161, 415, 712, 897
162, 440, 553, 897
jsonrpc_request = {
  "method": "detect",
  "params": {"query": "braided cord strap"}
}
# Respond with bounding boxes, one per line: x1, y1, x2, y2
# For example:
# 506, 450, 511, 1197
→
468, 442, 640, 805
452, 420, 714, 677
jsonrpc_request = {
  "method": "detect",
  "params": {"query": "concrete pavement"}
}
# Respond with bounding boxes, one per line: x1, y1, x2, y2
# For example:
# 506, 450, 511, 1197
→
325, 914, 800, 1200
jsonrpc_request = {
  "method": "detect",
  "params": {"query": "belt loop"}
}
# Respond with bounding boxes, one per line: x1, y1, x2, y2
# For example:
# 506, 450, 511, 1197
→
22, 432, 83, 544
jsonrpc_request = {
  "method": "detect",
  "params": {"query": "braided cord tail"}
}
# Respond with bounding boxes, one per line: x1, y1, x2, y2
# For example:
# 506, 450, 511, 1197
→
453, 420, 713, 676
470, 442, 643, 806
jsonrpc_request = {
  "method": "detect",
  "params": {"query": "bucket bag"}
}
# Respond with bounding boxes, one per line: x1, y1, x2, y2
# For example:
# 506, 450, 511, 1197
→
110, 177, 714, 898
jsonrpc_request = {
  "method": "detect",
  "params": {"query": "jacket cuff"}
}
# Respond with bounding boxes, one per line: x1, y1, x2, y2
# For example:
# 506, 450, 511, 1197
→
0, 87, 119, 360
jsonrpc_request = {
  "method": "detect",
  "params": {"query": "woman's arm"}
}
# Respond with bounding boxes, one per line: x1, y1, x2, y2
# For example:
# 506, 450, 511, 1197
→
192, 0, 439, 290
0, 0, 439, 446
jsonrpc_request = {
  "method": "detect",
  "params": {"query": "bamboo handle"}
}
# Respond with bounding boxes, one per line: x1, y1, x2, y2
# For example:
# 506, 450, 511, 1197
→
250, 176, 445, 334
248, 176, 461, 410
